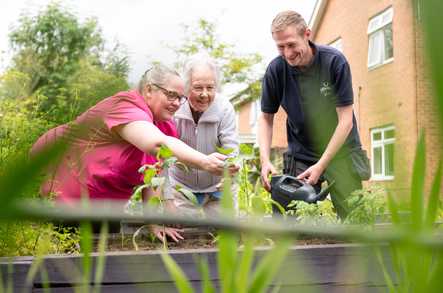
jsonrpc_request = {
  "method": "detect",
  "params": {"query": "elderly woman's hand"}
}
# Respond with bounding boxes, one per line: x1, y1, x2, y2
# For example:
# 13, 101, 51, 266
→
149, 225, 184, 243
202, 153, 227, 175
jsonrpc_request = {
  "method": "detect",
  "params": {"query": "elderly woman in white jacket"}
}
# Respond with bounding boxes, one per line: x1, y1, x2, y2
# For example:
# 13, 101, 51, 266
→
166, 53, 239, 216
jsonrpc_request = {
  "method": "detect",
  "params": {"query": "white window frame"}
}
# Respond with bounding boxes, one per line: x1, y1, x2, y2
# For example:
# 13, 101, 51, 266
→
367, 7, 394, 68
370, 125, 395, 181
329, 38, 343, 53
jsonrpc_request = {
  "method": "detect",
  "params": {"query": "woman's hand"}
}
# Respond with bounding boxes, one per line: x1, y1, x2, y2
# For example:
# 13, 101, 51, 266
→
202, 153, 227, 175
149, 225, 184, 243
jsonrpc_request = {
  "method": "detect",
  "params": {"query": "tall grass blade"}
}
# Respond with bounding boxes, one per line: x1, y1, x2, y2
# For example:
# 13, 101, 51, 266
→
424, 162, 442, 229
375, 247, 397, 293
410, 131, 426, 230
40, 265, 50, 293
25, 255, 45, 288
248, 238, 291, 293
420, 0, 443, 131
386, 191, 400, 225
425, 251, 443, 293
217, 231, 238, 293
218, 168, 238, 293
79, 221, 93, 292
236, 237, 255, 293
196, 256, 215, 293
92, 222, 109, 293
0, 139, 67, 216
161, 251, 194, 293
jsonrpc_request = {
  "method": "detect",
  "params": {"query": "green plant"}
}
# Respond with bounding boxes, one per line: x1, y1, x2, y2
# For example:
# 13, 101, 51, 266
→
289, 198, 338, 225
161, 173, 292, 293
376, 132, 443, 293
344, 184, 388, 225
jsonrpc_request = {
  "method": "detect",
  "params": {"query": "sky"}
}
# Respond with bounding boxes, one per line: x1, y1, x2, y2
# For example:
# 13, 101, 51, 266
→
0, 0, 316, 83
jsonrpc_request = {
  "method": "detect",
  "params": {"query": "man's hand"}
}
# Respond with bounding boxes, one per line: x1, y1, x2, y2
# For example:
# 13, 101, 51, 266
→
296, 162, 325, 185
149, 225, 184, 243
260, 161, 277, 191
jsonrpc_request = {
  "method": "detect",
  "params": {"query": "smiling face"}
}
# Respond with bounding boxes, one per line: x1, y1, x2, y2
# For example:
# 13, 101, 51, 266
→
272, 25, 313, 67
145, 74, 185, 121
188, 64, 216, 113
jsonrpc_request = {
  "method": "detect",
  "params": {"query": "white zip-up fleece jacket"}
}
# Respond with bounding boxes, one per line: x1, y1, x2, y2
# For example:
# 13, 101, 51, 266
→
168, 96, 239, 194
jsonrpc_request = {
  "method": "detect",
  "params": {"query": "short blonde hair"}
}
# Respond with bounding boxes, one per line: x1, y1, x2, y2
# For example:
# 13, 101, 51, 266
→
271, 10, 307, 35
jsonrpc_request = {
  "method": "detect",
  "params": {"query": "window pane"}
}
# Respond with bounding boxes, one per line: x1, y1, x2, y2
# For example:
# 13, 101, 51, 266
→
384, 128, 395, 139
368, 31, 383, 66
372, 132, 382, 141
385, 143, 394, 176
383, 24, 393, 60
373, 147, 383, 175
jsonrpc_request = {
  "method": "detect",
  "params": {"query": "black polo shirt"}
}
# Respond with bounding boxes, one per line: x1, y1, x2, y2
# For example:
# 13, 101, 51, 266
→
261, 41, 362, 162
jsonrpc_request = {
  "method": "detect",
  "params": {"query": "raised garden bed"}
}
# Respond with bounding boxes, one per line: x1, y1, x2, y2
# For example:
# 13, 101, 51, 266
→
1, 243, 391, 292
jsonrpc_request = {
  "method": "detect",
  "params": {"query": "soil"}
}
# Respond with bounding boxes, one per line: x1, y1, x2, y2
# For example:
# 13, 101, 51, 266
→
93, 226, 343, 252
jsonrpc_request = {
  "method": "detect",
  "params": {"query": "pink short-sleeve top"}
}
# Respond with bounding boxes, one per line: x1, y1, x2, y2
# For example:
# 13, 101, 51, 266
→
31, 90, 177, 203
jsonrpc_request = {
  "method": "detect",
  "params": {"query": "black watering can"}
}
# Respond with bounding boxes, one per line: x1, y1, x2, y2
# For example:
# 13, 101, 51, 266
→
270, 175, 335, 214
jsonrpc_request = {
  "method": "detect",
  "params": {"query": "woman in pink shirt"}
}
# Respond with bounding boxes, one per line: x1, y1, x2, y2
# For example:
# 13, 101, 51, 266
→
31, 63, 228, 241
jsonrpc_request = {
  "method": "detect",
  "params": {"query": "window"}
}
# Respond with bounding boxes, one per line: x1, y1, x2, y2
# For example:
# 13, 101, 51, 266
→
367, 7, 393, 68
371, 125, 395, 180
329, 38, 343, 53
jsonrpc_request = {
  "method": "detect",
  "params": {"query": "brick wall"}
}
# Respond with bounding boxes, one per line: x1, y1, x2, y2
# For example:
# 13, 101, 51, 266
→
313, 0, 422, 196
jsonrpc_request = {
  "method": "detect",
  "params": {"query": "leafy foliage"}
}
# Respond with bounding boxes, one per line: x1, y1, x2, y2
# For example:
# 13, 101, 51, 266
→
0, 222, 79, 257
3, 2, 129, 124
344, 184, 388, 225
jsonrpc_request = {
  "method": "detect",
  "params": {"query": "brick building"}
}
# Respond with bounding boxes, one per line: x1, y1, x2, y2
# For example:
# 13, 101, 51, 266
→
233, 0, 440, 195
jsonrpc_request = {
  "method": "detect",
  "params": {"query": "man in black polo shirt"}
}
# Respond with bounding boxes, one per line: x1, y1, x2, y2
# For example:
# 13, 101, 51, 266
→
258, 10, 368, 219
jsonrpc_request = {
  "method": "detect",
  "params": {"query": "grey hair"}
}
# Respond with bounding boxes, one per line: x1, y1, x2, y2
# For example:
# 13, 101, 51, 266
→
138, 63, 180, 94
182, 53, 221, 95
271, 10, 307, 35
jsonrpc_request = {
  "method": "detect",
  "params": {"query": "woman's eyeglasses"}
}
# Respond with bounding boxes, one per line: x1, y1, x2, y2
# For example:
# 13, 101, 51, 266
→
152, 83, 188, 105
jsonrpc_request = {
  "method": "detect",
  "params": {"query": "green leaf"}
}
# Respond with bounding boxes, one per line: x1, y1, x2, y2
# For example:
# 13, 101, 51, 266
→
178, 188, 199, 206
248, 238, 292, 293
147, 196, 162, 208
425, 161, 442, 229
92, 222, 108, 293
217, 231, 238, 293
143, 168, 157, 185
161, 251, 194, 293
80, 221, 93, 288
131, 184, 149, 202
239, 143, 254, 156
251, 195, 266, 215
387, 192, 401, 225
196, 256, 216, 293
410, 131, 426, 230
157, 144, 173, 160
236, 237, 255, 293
215, 145, 234, 155
220, 169, 234, 216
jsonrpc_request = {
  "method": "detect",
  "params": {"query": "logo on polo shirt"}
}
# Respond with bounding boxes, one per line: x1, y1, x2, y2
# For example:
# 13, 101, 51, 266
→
320, 82, 332, 97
